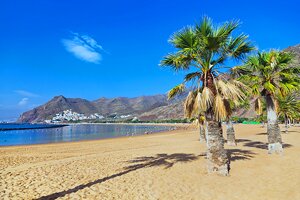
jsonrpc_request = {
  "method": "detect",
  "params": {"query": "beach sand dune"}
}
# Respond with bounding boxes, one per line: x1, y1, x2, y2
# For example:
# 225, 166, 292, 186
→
0, 124, 299, 200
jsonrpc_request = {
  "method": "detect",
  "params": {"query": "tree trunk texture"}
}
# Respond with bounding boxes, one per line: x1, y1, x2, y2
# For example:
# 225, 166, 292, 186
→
266, 94, 283, 154
285, 114, 288, 134
199, 125, 206, 143
226, 121, 236, 146
206, 120, 229, 176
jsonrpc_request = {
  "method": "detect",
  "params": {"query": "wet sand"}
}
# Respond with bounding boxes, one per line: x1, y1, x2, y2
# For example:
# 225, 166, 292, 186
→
0, 124, 299, 199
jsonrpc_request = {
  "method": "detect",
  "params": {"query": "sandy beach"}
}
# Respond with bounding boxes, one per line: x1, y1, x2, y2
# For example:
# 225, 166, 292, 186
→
0, 124, 299, 200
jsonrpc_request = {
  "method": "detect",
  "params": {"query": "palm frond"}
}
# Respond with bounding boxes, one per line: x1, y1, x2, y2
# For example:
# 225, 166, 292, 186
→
160, 53, 192, 71
184, 72, 202, 82
216, 80, 245, 101
214, 94, 227, 121
227, 34, 256, 59
169, 27, 197, 50
254, 98, 263, 115
201, 87, 214, 110
167, 84, 185, 100
184, 91, 197, 118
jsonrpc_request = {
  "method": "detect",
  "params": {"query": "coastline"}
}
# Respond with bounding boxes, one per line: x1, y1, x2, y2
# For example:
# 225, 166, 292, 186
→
0, 124, 191, 148
66, 122, 191, 127
1, 124, 299, 199
0, 124, 68, 131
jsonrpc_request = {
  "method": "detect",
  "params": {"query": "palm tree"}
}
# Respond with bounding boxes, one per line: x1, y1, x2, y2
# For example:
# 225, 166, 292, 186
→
161, 17, 254, 175
235, 51, 300, 154
277, 94, 300, 133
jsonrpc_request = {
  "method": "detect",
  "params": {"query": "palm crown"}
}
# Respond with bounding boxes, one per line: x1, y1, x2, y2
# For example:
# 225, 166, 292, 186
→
236, 51, 300, 96
234, 51, 300, 114
161, 17, 255, 121
277, 94, 300, 120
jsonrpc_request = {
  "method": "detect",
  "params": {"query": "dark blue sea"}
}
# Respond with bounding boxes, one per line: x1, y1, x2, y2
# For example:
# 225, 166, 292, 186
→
0, 124, 175, 146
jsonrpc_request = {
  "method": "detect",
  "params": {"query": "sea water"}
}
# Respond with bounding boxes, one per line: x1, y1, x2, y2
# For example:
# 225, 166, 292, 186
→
0, 124, 175, 146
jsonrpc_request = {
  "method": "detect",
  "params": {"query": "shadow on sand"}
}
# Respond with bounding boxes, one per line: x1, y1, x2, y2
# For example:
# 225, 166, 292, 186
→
228, 149, 256, 161
256, 130, 298, 135
37, 153, 204, 200
236, 139, 292, 150
256, 132, 267, 135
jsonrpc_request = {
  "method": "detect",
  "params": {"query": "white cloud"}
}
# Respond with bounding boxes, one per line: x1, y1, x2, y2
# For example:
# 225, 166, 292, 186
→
62, 32, 104, 64
14, 90, 39, 97
18, 98, 29, 106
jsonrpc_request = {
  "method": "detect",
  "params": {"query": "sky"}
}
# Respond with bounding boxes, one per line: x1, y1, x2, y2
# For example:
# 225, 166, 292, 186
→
0, 0, 299, 121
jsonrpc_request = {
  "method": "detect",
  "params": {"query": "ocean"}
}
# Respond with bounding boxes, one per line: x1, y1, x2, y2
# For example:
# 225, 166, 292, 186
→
0, 123, 175, 146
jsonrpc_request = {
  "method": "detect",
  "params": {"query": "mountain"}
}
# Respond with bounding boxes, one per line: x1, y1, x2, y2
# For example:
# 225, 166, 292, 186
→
93, 95, 168, 115
18, 94, 170, 123
139, 101, 184, 121
284, 44, 300, 62
18, 96, 98, 123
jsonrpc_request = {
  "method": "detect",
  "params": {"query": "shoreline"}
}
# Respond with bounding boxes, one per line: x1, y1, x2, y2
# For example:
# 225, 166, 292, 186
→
0, 124, 190, 149
0, 124, 67, 131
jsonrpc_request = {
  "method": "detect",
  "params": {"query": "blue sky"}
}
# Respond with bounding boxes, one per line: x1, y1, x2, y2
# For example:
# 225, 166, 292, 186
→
0, 0, 299, 121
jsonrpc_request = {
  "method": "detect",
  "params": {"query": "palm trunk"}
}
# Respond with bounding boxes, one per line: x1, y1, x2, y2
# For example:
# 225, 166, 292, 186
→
198, 115, 206, 143
206, 119, 229, 176
199, 125, 206, 143
203, 72, 229, 175
284, 114, 288, 134
226, 120, 236, 146
265, 94, 283, 154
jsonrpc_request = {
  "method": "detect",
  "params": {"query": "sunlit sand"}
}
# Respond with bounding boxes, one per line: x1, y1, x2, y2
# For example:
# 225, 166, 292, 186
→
1, 124, 299, 199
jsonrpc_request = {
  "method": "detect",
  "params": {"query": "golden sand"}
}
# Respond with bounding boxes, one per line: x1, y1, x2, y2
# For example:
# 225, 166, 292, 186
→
0, 124, 299, 200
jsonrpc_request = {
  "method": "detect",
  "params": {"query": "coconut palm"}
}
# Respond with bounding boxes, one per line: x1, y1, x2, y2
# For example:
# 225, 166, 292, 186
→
161, 17, 254, 175
277, 94, 300, 133
235, 51, 300, 154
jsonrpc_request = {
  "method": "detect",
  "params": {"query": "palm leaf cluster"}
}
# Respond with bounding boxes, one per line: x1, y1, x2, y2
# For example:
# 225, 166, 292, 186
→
277, 95, 300, 120
234, 51, 300, 113
182, 78, 248, 120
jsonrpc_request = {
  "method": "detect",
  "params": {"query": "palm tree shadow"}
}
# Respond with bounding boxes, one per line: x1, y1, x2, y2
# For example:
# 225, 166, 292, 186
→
228, 149, 256, 162
282, 131, 298, 133
243, 141, 292, 150
37, 153, 204, 200
236, 139, 252, 143
256, 130, 298, 135
256, 132, 267, 135
124, 153, 205, 170
235, 138, 292, 150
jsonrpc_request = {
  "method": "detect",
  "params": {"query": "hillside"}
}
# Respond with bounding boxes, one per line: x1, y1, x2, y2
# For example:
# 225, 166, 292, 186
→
18, 95, 170, 123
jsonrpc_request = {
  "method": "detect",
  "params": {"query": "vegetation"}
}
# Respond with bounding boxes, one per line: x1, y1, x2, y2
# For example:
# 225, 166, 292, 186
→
277, 94, 300, 133
161, 17, 254, 175
235, 50, 300, 153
